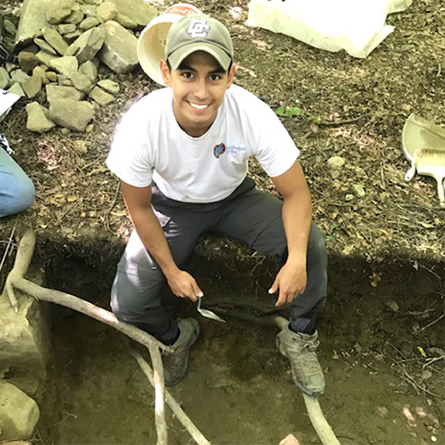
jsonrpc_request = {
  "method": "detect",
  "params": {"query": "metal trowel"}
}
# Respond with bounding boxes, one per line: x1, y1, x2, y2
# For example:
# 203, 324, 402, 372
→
197, 297, 226, 323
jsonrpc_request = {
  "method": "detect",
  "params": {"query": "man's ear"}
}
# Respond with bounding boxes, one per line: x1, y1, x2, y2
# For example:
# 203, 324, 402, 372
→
160, 59, 171, 86
226, 63, 236, 88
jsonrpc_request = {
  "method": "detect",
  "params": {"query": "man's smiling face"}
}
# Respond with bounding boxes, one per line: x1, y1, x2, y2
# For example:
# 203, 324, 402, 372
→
160, 51, 235, 138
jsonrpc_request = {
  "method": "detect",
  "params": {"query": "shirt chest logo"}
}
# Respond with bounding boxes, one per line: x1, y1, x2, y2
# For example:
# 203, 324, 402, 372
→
213, 142, 226, 159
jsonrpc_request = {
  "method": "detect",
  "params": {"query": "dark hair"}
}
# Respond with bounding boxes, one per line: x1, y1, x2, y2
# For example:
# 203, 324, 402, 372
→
166, 57, 233, 74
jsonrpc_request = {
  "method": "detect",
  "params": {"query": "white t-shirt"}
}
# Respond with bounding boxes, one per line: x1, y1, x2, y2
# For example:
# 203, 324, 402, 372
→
107, 84, 300, 203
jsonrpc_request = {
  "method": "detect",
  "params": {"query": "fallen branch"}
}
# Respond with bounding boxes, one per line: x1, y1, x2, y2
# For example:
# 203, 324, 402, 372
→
130, 348, 211, 445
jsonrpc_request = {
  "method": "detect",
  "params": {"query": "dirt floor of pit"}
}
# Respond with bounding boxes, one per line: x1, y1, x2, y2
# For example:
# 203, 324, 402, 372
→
29, 256, 445, 445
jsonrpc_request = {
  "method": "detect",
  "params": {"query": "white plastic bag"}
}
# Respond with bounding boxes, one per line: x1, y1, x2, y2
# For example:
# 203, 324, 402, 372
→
247, 0, 412, 58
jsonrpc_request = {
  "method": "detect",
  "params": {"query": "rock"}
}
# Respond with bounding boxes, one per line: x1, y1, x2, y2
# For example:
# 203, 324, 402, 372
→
386, 300, 399, 312
4, 19, 17, 36
79, 16, 100, 31
0, 67, 11, 89
15, 0, 52, 47
99, 21, 138, 74
327, 155, 345, 170
0, 289, 50, 380
85, 123, 94, 132
46, 84, 84, 103
97, 79, 119, 94
89, 86, 114, 105
45, 71, 58, 82
17, 51, 39, 73
70, 71, 95, 93
57, 24, 76, 35
34, 38, 58, 56
46, 0, 74, 25
79, 60, 97, 83
66, 27, 105, 64
5, 62, 16, 73
352, 184, 366, 198
57, 75, 73, 86
0, 381, 40, 441
107, 0, 158, 27
35, 51, 58, 67
97, 2, 118, 21
50, 56, 78, 77
7, 83, 26, 97
66, 9, 84, 25
33, 66, 49, 85
114, 13, 137, 30
79, 4, 98, 16
42, 27, 69, 56
10, 70, 31, 85
49, 98, 95, 131
22, 74, 43, 99
25, 102, 55, 132
64, 30, 82, 43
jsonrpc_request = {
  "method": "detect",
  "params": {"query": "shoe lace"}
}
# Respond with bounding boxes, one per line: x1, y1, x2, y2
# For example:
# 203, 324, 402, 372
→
298, 340, 321, 375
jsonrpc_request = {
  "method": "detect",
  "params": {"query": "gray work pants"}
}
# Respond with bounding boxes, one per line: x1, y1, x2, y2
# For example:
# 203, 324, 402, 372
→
111, 177, 327, 344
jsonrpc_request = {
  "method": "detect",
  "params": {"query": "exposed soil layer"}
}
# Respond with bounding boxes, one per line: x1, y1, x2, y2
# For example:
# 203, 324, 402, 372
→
33, 255, 445, 445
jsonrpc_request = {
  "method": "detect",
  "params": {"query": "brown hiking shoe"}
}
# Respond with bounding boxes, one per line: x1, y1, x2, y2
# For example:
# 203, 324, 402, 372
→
163, 318, 200, 386
276, 325, 325, 396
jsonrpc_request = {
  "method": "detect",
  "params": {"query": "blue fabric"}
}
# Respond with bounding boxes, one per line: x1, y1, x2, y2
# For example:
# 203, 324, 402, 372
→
0, 146, 35, 218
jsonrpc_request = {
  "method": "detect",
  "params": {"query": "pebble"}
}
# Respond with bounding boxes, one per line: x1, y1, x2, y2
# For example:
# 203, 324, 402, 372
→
327, 155, 345, 170
352, 184, 366, 198
386, 300, 399, 312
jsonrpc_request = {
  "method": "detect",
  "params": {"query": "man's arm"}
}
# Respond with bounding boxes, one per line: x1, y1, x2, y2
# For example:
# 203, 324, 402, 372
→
269, 160, 312, 307
121, 181, 203, 301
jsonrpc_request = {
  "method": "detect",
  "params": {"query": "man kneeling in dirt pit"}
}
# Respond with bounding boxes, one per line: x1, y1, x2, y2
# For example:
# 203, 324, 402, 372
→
107, 14, 327, 396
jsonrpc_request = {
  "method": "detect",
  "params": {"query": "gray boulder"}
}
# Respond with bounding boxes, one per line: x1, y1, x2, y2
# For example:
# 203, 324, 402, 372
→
97, 2, 118, 22
22, 74, 43, 99
42, 27, 69, 56
49, 98, 95, 131
46, 0, 75, 25
50, 56, 79, 77
0, 67, 11, 89
26, 102, 56, 132
89, 86, 114, 106
46, 84, 84, 102
107, 0, 158, 27
0, 381, 40, 441
97, 79, 119, 94
70, 71, 95, 93
15, 0, 52, 46
66, 27, 105, 64
99, 21, 138, 74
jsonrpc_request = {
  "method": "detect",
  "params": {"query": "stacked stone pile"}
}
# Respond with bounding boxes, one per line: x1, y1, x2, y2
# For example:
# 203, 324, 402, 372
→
0, 0, 158, 132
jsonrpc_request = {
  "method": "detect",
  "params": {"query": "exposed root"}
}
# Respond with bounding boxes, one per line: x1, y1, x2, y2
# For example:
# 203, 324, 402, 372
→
1, 229, 181, 445
215, 308, 342, 445
130, 348, 212, 445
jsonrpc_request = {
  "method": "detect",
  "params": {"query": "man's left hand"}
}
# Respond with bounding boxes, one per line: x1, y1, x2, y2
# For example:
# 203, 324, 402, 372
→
269, 260, 307, 307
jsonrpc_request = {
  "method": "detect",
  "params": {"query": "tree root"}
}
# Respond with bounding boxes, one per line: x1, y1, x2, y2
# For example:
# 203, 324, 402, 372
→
1, 230, 213, 445
130, 348, 211, 445
3, 229, 340, 445
214, 308, 342, 445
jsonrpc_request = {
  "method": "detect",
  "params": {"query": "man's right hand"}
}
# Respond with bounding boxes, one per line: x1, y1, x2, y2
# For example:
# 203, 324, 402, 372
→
166, 269, 203, 302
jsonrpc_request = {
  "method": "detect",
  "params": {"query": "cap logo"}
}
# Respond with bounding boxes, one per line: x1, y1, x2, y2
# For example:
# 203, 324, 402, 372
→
188, 20, 210, 38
